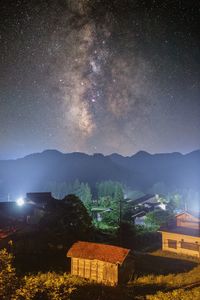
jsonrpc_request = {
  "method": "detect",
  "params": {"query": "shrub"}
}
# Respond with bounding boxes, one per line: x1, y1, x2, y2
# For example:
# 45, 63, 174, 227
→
13, 273, 78, 300
0, 249, 17, 300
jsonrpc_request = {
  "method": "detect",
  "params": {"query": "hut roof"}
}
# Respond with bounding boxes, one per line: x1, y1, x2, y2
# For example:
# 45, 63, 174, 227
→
67, 241, 130, 265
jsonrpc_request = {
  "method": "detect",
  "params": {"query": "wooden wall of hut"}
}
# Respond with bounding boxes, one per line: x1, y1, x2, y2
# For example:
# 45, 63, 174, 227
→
71, 257, 118, 285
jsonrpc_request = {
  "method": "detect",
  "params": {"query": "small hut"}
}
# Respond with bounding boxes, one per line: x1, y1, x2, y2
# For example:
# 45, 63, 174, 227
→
67, 241, 134, 286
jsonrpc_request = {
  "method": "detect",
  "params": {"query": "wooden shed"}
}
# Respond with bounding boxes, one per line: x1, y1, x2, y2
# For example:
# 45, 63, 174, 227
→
67, 241, 134, 286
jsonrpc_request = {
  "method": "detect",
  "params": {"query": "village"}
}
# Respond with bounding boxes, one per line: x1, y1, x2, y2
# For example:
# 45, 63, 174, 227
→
1, 0, 199, 298
0, 191, 199, 299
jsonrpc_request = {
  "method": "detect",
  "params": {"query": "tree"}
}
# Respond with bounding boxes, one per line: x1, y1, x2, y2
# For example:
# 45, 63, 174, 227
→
144, 210, 173, 229
0, 249, 17, 300
96, 181, 124, 227
79, 183, 92, 213
39, 194, 93, 246
44, 180, 93, 214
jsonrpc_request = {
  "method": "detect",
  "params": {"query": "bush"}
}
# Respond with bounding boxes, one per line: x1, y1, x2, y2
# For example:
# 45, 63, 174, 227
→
13, 273, 78, 300
0, 249, 17, 300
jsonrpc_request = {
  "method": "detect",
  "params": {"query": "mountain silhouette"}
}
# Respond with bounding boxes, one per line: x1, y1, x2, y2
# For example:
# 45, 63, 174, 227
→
0, 150, 199, 199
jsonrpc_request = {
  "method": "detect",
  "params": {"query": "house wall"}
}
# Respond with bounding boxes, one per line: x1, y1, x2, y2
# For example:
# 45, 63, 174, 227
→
162, 231, 200, 258
71, 257, 118, 285
176, 214, 200, 230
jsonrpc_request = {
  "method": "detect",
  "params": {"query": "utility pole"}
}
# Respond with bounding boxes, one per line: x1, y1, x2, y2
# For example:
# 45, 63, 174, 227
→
119, 196, 122, 246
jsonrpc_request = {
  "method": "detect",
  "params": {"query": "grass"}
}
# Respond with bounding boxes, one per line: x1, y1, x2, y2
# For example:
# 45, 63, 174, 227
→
147, 287, 200, 300
134, 250, 199, 276
128, 250, 200, 299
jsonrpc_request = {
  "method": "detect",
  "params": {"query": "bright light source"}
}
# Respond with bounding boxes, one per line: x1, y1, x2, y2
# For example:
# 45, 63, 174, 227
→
16, 197, 25, 206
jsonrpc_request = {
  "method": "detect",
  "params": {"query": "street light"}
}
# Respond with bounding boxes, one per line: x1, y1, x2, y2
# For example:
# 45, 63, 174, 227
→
16, 197, 25, 206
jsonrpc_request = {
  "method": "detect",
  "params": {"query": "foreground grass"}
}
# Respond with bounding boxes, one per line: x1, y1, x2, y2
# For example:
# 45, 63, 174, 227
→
131, 264, 200, 298
146, 287, 200, 300
130, 251, 200, 299
134, 250, 198, 276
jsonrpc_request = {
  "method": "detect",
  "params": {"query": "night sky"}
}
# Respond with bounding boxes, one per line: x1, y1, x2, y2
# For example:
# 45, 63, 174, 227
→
0, 0, 200, 159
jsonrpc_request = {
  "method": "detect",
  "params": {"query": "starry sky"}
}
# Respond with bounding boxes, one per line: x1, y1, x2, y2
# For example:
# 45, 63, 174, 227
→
0, 0, 200, 159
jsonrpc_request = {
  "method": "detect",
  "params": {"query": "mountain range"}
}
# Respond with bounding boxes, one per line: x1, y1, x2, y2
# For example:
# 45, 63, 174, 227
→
0, 150, 199, 199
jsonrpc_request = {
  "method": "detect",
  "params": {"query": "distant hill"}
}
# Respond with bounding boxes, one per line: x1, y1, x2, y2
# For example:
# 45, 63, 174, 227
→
0, 149, 200, 198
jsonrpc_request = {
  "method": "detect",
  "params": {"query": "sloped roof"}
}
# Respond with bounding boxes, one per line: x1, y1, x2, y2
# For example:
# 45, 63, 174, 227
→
26, 192, 52, 203
159, 226, 200, 238
130, 194, 155, 205
175, 211, 200, 221
67, 241, 130, 265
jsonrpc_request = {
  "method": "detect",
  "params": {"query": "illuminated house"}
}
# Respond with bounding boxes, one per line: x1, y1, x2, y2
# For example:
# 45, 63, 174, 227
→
160, 212, 200, 258
67, 241, 134, 285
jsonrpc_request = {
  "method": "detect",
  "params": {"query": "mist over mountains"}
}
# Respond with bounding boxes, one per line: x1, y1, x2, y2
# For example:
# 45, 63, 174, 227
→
0, 150, 199, 200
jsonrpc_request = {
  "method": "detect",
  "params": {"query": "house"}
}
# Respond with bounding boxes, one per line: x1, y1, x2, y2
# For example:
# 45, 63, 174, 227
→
160, 211, 200, 258
132, 210, 146, 225
130, 194, 167, 225
128, 194, 155, 206
0, 201, 34, 224
0, 192, 53, 227
67, 241, 134, 285
26, 192, 53, 207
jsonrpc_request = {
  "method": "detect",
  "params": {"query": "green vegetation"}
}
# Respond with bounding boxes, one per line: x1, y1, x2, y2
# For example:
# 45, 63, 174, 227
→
144, 210, 173, 230
96, 181, 123, 227
44, 179, 197, 229
44, 180, 93, 213
45, 180, 125, 229
40, 181, 199, 252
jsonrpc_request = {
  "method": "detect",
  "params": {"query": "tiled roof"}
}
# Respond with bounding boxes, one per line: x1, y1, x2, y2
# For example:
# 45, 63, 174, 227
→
67, 241, 130, 265
160, 226, 200, 238
26, 192, 52, 203
130, 194, 155, 205
175, 211, 200, 220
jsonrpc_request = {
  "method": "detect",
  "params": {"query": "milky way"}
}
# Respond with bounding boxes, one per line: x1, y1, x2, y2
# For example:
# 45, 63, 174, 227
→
0, 0, 200, 158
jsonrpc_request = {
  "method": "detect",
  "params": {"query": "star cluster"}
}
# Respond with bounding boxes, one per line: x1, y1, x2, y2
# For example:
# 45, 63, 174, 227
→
0, 0, 200, 158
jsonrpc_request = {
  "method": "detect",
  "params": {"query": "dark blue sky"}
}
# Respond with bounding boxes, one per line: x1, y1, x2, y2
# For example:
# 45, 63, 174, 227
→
0, 0, 200, 159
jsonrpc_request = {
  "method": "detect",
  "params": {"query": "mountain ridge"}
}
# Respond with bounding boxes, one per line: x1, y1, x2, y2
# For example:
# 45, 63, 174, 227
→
0, 149, 199, 198
2, 149, 200, 162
